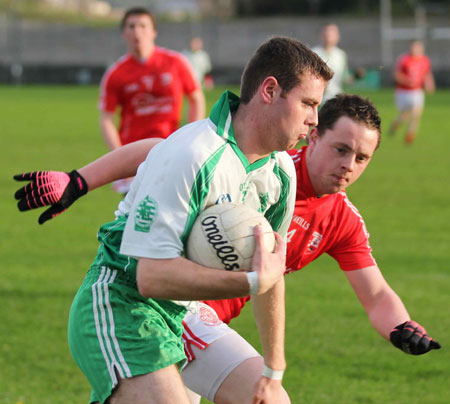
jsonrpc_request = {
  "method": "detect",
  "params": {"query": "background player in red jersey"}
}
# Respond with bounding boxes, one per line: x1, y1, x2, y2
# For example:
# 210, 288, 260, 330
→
389, 40, 435, 144
14, 94, 440, 404
100, 7, 205, 192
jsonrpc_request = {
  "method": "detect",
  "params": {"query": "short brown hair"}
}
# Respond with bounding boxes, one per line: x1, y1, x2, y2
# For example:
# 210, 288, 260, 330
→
240, 36, 333, 104
317, 94, 382, 149
121, 7, 156, 31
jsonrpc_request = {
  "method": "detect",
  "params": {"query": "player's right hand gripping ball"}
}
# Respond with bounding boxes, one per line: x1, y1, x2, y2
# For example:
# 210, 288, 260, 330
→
390, 320, 441, 355
14, 170, 87, 224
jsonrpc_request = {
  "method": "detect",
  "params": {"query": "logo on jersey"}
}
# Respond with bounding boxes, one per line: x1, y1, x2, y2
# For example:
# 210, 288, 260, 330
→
160, 72, 172, 86
141, 75, 154, 90
292, 215, 310, 230
258, 192, 270, 213
306, 231, 323, 254
124, 83, 139, 93
239, 182, 250, 203
134, 196, 158, 232
215, 193, 232, 204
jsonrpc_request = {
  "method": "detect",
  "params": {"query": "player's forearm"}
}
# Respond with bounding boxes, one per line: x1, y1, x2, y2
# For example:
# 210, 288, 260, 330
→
424, 73, 435, 92
251, 279, 286, 370
100, 115, 122, 150
136, 256, 250, 300
188, 89, 206, 122
366, 288, 410, 340
78, 139, 161, 191
394, 71, 411, 86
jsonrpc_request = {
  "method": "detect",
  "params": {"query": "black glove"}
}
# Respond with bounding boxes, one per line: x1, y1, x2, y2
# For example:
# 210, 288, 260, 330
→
390, 320, 441, 355
14, 170, 88, 224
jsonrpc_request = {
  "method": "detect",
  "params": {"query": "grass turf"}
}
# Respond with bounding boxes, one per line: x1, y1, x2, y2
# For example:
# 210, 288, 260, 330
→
1, 85, 449, 404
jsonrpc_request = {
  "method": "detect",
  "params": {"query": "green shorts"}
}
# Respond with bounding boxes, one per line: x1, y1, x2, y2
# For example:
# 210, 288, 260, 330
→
68, 266, 187, 404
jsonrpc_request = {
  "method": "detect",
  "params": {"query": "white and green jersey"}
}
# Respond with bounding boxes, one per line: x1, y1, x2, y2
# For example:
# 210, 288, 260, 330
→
92, 91, 296, 289
312, 45, 348, 101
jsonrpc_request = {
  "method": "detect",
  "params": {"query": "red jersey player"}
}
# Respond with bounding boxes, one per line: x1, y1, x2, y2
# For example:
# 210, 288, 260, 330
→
389, 40, 435, 144
204, 143, 378, 323
100, 7, 205, 193
14, 94, 441, 404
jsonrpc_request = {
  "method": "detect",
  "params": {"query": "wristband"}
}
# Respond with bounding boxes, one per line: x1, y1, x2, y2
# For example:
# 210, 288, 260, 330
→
262, 365, 284, 380
246, 271, 259, 295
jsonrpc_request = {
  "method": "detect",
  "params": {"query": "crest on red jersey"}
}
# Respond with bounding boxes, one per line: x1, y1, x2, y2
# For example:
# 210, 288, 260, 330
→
306, 231, 323, 254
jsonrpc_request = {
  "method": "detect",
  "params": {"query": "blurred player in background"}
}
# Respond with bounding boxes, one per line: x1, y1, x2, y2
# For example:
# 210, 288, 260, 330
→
100, 7, 205, 193
389, 40, 435, 144
312, 23, 365, 104
312, 24, 350, 102
183, 37, 213, 89
14, 37, 332, 404
14, 94, 440, 403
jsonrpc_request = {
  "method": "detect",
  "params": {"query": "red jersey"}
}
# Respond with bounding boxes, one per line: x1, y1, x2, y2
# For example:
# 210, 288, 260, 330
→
204, 147, 376, 323
99, 46, 200, 145
395, 53, 431, 91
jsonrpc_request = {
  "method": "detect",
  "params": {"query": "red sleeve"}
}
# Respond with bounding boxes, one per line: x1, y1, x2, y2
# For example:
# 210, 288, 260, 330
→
175, 53, 201, 95
396, 54, 406, 69
98, 67, 120, 113
202, 297, 250, 324
327, 197, 376, 271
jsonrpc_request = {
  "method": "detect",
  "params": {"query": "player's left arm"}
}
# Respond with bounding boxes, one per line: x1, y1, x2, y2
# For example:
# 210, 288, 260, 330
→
251, 278, 287, 402
250, 157, 295, 401
424, 70, 435, 93
345, 266, 441, 355
186, 88, 206, 122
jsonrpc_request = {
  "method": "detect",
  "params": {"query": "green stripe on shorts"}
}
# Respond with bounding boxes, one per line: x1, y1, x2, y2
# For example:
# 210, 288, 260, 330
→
68, 266, 187, 403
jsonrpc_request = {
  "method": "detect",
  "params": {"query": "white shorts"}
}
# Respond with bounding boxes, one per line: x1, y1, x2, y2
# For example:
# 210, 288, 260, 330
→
395, 89, 425, 111
181, 303, 261, 401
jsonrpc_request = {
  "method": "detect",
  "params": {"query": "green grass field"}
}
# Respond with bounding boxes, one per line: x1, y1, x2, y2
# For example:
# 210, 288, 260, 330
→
1, 85, 449, 404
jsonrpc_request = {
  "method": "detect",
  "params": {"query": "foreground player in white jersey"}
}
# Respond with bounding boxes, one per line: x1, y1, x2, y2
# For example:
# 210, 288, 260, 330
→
14, 37, 332, 404
14, 94, 441, 403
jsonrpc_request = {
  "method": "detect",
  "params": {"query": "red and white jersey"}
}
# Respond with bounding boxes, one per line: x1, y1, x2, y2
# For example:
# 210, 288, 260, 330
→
99, 46, 200, 145
204, 146, 376, 323
395, 53, 431, 91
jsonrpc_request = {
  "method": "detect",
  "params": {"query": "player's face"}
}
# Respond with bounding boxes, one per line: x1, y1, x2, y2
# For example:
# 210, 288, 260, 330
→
410, 41, 424, 56
307, 116, 379, 196
265, 73, 325, 151
322, 25, 340, 47
122, 14, 157, 59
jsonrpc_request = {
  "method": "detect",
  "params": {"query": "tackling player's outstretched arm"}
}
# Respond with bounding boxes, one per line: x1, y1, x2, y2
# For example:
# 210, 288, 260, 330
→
13, 138, 161, 224
345, 265, 441, 355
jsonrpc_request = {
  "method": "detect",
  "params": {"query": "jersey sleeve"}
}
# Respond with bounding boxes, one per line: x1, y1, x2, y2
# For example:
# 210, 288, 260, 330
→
394, 55, 407, 75
327, 197, 377, 271
119, 125, 207, 259
175, 53, 201, 95
98, 66, 120, 113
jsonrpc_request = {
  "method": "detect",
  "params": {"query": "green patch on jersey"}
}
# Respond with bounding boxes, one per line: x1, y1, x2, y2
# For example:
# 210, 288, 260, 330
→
258, 192, 270, 212
134, 196, 158, 233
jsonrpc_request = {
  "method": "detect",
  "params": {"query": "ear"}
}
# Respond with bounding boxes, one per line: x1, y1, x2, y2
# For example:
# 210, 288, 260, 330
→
308, 127, 320, 147
260, 76, 280, 104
